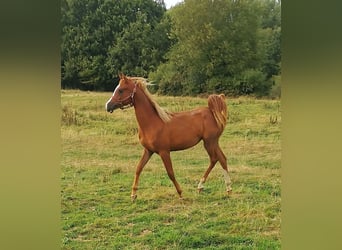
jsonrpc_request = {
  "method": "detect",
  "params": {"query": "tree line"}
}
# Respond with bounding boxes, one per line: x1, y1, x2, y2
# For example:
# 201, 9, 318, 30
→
61, 0, 281, 97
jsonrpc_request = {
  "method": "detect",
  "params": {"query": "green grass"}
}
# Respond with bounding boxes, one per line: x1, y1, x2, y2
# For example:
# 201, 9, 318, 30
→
61, 90, 281, 249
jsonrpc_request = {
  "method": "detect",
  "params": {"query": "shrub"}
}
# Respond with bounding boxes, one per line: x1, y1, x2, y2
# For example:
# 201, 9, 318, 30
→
61, 105, 79, 126
234, 69, 271, 97
269, 75, 281, 99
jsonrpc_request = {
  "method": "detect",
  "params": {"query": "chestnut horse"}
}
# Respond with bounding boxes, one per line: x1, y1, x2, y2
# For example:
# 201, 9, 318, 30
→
106, 73, 232, 201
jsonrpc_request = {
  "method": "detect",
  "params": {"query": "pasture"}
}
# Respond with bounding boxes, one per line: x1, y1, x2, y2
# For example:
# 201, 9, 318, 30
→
61, 90, 281, 249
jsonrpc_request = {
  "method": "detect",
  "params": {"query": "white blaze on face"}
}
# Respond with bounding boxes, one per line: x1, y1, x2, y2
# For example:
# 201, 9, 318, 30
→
105, 84, 120, 110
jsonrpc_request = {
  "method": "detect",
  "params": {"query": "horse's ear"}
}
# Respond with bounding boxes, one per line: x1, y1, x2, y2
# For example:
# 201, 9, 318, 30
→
118, 73, 129, 84
122, 74, 129, 84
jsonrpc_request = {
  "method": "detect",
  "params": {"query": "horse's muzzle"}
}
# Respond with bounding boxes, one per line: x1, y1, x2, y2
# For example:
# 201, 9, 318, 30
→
106, 105, 118, 113
106, 102, 117, 113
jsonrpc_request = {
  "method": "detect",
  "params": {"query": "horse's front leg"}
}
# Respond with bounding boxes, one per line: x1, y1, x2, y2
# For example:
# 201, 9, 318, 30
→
131, 148, 153, 201
159, 151, 182, 198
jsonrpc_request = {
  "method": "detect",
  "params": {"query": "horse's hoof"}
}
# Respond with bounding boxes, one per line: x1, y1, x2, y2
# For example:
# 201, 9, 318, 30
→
226, 189, 233, 195
131, 194, 137, 202
197, 188, 203, 193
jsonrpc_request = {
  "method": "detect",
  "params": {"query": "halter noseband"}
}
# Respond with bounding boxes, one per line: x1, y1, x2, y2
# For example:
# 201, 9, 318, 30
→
119, 83, 137, 110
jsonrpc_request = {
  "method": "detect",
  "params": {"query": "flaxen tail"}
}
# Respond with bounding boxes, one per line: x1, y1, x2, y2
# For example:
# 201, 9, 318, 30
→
208, 94, 228, 133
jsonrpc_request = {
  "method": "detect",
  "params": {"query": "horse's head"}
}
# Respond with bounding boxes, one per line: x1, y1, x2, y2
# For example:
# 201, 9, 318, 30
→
105, 73, 137, 113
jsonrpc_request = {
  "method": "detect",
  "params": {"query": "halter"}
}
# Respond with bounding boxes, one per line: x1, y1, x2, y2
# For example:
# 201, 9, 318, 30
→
119, 83, 137, 110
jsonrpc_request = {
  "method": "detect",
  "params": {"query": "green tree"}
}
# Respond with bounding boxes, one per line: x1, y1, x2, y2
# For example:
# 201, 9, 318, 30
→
151, 0, 281, 96
106, 9, 171, 78
61, 0, 280, 96
61, 0, 169, 90
259, 0, 281, 78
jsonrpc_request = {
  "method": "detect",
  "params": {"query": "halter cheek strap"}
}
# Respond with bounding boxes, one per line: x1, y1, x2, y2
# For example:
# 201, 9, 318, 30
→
119, 83, 137, 110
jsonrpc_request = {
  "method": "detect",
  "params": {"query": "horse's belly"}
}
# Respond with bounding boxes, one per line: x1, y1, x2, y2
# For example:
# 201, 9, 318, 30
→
169, 135, 201, 151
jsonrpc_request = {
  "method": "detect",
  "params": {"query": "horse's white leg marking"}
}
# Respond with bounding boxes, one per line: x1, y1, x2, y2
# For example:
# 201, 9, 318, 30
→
197, 177, 205, 190
223, 169, 232, 192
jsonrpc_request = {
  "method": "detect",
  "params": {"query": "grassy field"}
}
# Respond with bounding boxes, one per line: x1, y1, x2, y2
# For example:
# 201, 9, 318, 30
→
61, 90, 281, 249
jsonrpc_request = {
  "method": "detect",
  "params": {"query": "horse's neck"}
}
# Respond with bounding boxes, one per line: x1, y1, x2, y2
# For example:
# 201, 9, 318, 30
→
133, 88, 162, 131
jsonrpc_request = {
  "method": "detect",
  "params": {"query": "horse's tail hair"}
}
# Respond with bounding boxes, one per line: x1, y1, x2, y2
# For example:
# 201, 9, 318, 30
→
208, 94, 228, 132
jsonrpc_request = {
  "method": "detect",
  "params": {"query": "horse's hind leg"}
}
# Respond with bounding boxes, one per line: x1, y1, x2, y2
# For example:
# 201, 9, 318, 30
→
197, 160, 217, 192
197, 140, 218, 192
216, 146, 232, 193
198, 140, 232, 194
131, 148, 153, 201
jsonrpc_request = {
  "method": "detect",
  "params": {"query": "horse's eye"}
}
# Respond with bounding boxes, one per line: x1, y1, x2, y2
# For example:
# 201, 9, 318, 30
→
118, 89, 123, 94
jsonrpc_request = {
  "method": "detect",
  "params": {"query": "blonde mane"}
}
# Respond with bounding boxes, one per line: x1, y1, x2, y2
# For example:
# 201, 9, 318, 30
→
129, 77, 173, 123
